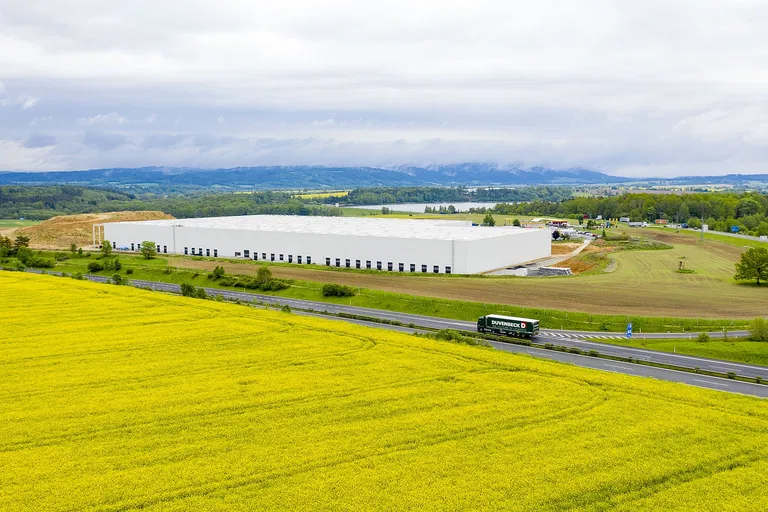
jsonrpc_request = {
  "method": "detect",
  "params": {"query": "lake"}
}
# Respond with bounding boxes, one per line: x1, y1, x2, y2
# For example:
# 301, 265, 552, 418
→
354, 202, 501, 213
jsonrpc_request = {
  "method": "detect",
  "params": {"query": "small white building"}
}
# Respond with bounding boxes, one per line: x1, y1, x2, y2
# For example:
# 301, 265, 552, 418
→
100, 215, 551, 275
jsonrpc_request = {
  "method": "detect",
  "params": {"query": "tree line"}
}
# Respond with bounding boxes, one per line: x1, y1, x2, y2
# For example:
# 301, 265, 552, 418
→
0, 186, 343, 220
330, 186, 574, 206
479, 192, 768, 237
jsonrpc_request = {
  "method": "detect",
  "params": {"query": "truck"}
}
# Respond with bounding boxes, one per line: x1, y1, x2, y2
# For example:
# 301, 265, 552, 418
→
477, 314, 540, 338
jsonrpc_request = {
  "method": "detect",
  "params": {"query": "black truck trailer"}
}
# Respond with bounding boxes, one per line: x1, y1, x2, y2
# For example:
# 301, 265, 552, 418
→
477, 314, 540, 338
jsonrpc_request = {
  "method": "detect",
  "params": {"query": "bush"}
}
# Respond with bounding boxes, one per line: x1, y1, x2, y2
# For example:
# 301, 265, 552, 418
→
16, 246, 33, 265
749, 317, 768, 342
87, 261, 104, 273
125, 268, 134, 275
322, 283, 357, 297
727, 372, 737, 379
112, 273, 123, 285
697, 332, 710, 343
180, 282, 208, 299
72, 272, 84, 280
265, 279, 290, 291
281, 304, 292, 313
27, 257, 55, 268
212, 265, 225, 279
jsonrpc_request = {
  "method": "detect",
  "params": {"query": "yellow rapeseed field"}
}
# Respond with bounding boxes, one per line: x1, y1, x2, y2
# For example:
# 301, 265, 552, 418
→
2, 272, 768, 511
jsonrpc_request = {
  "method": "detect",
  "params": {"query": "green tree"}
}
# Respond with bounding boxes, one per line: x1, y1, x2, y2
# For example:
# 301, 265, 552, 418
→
737, 198, 763, 218
0, 235, 12, 257
482, 214, 496, 227
749, 318, 768, 342
686, 217, 702, 229
212, 265, 225, 279
140, 241, 157, 259
513, 218, 521, 227
255, 266, 273, 287
14, 234, 30, 250
70, 243, 77, 256
101, 240, 112, 257
111, 273, 123, 285
678, 203, 690, 222
734, 247, 768, 285
16, 246, 33, 265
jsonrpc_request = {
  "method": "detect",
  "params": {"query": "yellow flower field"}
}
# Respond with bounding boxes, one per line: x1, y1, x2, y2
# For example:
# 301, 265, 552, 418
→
1, 271, 768, 511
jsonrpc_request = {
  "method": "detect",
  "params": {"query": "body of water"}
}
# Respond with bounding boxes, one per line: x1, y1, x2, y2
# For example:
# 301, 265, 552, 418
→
354, 202, 501, 213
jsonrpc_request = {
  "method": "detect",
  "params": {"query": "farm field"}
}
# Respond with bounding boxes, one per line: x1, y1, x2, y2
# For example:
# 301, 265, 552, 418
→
0, 219, 39, 236
3, 271, 768, 511
170, 230, 767, 319
0, 219, 40, 228
341, 208, 564, 225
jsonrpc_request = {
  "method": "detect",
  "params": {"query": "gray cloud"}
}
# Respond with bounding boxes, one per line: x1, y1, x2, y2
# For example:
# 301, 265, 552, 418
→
23, 133, 56, 148
143, 133, 187, 149
82, 131, 128, 150
1, 1, 768, 175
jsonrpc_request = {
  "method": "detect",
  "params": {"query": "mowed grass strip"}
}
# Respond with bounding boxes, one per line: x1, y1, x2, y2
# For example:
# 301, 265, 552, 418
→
2, 272, 768, 511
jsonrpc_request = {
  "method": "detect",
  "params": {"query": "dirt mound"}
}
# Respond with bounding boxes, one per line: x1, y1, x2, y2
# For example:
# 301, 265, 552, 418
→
20, 211, 174, 250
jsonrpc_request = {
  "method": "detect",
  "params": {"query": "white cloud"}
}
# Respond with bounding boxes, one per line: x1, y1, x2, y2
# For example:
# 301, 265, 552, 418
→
1, 1, 768, 174
80, 112, 128, 125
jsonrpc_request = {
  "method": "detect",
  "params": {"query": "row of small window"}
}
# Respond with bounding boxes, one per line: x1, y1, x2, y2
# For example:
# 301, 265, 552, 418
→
131, 242, 168, 254
184, 247, 218, 257
326, 258, 451, 274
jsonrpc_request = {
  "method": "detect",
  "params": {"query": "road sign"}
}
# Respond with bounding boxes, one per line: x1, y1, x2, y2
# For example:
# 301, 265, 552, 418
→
626, 323, 633, 338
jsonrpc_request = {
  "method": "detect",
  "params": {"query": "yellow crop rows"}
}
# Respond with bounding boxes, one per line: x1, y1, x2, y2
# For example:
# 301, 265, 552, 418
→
1, 272, 768, 510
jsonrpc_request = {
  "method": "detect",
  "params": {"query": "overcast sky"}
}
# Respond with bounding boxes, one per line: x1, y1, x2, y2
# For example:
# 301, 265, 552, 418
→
1, 1, 767, 176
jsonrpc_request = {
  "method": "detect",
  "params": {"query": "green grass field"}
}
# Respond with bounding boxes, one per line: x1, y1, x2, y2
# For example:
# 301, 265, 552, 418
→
587, 337, 768, 367
3, 271, 768, 510
637, 226, 768, 250
341, 208, 567, 225
43, 255, 751, 333
0, 219, 40, 229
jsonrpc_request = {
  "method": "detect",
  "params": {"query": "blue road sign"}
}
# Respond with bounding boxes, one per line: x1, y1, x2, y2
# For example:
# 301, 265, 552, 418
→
626, 323, 633, 338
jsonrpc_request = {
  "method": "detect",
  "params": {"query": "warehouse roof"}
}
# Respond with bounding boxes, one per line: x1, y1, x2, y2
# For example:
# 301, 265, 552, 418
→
110, 215, 541, 241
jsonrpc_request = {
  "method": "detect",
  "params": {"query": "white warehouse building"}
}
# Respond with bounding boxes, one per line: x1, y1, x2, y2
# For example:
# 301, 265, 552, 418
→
100, 215, 551, 274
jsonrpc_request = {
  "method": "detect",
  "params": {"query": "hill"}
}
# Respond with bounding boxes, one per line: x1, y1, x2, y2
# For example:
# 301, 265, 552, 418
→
0, 164, 627, 188
2, 271, 768, 510
18, 211, 173, 249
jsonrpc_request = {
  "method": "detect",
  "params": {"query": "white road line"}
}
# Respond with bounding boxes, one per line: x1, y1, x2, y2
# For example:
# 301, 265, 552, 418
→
692, 379, 729, 388
603, 364, 634, 371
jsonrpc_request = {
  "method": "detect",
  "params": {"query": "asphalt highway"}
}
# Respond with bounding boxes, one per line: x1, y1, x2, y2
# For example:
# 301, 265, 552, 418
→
23, 270, 768, 397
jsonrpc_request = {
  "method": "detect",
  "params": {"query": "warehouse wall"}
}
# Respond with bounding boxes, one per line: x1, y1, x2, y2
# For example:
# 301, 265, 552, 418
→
459, 228, 551, 274
104, 222, 550, 274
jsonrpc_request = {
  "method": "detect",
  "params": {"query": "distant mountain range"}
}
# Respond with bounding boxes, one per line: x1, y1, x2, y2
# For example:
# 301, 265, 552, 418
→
0, 164, 766, 189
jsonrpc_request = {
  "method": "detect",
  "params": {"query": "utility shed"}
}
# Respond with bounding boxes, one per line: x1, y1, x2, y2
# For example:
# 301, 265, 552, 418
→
101, 215, 551, 274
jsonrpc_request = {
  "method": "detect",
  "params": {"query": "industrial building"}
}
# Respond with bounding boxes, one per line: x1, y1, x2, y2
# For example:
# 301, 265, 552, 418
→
99, 215, 551, 274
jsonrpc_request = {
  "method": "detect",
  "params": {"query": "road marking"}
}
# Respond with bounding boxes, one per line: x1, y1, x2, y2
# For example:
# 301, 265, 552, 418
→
692, 379, 729, 388
603, 364, 634, 371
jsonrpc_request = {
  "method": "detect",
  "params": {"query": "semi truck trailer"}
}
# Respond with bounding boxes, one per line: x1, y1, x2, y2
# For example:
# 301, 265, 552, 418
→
477, 314, 540, 338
